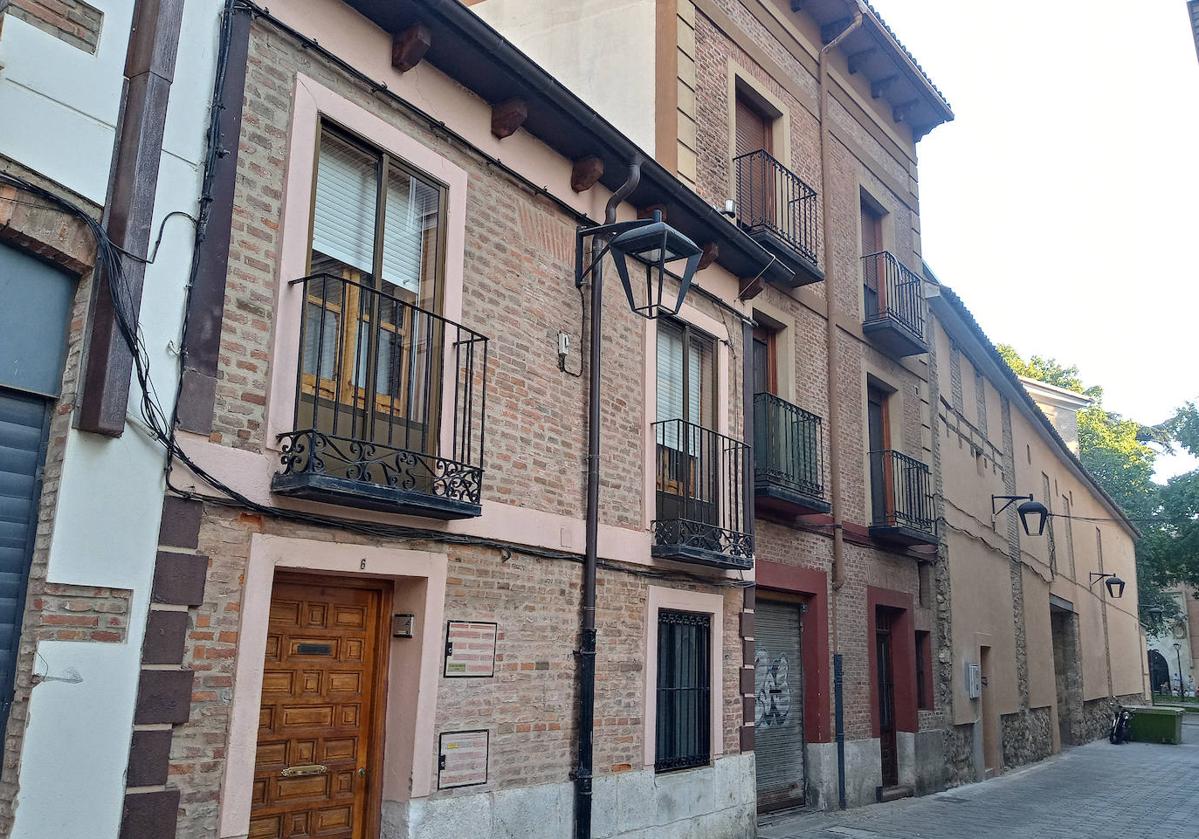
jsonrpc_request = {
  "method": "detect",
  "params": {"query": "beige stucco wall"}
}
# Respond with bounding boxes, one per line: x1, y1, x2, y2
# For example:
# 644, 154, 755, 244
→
934, 305, 1144, 756
1011, 396, 1142, 702
470, 0, 659, 153
946, 531, 1019, 725
1023, 567, 1056, 710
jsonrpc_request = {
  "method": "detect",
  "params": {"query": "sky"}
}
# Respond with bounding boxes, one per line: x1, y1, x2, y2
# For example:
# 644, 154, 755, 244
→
867, 0, 1199, 481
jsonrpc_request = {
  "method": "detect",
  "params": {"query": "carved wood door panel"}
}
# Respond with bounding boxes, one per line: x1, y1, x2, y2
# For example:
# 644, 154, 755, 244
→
250, 576, 386, 839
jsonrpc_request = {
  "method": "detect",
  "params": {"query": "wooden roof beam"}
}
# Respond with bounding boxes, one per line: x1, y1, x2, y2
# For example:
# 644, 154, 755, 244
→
391, 24, 431, 72
847, 47, 877, 75
570, 156, 604, 192
871, 75, 898, 99
893, 100, 921, 124
491, 98, 528, 139
821, 17, 854, 44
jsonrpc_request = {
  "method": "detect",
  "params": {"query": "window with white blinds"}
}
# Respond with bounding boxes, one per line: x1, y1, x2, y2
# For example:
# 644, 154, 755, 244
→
656, 319, 715, 447
310, 126, 444, 303
312, 133, 378, 278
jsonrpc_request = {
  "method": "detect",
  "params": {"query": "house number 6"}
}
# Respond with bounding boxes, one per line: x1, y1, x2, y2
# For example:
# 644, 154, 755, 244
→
360, 559, 367, 570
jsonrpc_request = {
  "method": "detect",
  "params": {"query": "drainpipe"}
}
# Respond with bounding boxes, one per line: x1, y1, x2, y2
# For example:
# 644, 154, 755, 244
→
818, 3, 864, 809
574, 161, 642, 839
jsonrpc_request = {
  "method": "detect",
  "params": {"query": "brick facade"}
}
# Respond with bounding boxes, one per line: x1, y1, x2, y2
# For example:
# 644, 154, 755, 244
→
1, 0, 103, 54
163, 15, 753, 836
689, 0, 942, 802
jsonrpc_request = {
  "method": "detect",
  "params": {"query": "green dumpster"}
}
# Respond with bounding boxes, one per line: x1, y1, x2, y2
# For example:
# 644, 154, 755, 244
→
1127, 705, 1184, 744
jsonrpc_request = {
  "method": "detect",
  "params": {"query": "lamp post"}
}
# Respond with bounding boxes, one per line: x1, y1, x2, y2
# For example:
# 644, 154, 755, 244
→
571, 160, 703, 839
1175, 642, 1185, 699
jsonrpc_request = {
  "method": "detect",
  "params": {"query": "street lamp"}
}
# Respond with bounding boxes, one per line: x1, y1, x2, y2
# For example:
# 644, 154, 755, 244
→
1089, 571, 1126, 599
571, 161, 702, 839
1174, 642, 1185, 699
992, 494, 1050, 537
575, 209, 701, 319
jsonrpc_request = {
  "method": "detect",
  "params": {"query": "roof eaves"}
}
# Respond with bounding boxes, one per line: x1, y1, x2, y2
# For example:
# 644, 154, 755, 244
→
380, 0, 788, 287
859, 0, 953, 119
1190, 0, 1199, 65
929, 279, 1141, 539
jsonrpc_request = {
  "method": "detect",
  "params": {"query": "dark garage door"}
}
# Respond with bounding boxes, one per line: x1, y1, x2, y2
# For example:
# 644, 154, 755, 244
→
0, 242, 75, 725
755, 599, 806, 811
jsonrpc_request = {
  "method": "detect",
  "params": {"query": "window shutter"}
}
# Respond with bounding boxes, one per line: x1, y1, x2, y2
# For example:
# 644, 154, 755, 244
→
382, 166, 440, 296
735, 93, 770, 157
657, 321, 684, 421
312, 135, 378, 276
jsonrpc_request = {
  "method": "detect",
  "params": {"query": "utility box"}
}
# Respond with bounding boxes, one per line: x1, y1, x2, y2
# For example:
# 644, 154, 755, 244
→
1127, 706, 1184, 744
965, 663, 981, 700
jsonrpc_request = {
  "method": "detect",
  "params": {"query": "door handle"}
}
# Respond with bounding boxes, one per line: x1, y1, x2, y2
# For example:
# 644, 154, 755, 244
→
281, 764, 328, 778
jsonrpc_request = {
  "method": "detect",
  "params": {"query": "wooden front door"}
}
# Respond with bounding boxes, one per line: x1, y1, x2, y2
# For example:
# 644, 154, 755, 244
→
875, 608, 899, 788
250, 576, 388, 839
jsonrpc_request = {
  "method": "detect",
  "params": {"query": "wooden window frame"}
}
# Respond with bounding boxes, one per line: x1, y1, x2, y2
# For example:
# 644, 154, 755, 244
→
299, 122, 451, 445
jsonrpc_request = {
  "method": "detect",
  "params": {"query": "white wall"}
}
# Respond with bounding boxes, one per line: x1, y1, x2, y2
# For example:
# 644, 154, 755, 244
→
0, 1, 225, 835
470, 0, 659, 154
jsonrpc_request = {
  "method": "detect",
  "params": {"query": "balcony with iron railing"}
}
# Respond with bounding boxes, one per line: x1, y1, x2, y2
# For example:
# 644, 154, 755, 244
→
868, 449, 937, 546
652, 419, 753, 570
861, 251, 929, 357
734, 149, 822, 286
753, 393, 830, 516
272, 273, 488, 519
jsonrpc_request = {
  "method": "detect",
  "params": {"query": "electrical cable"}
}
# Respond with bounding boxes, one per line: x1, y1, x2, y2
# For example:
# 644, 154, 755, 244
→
1, 172, 749, 590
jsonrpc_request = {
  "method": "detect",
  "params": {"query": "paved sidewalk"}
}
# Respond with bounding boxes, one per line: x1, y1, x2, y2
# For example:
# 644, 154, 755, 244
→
760, 719, 1199, 839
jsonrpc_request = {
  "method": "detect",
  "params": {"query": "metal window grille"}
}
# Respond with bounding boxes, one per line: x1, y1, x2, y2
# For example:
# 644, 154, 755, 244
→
655, 609, 711, 772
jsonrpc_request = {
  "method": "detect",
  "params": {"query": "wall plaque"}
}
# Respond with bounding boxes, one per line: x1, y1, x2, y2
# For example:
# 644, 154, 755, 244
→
437, 729, 489, 789
443, 620, 498, 677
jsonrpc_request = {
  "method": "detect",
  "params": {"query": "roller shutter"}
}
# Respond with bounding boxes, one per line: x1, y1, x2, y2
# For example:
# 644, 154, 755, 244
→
755, 599, 806, 810
0, 243, 73, 726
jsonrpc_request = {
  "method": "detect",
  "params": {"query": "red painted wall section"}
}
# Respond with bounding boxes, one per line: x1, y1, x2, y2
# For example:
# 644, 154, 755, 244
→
756, 560, 831, 743
866, 585, 918, 736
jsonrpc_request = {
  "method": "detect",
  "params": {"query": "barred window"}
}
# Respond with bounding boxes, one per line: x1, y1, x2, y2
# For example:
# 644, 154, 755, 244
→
655, 609, 711, 772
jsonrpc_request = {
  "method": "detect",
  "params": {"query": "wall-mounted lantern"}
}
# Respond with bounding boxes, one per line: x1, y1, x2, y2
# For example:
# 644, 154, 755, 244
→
992, 494, 1049, 537
1089, 572, 1126, 599
577, 209, 702, 320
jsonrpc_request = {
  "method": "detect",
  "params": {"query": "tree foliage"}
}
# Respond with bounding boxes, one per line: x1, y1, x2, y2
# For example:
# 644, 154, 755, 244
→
997, 345, 1196, 634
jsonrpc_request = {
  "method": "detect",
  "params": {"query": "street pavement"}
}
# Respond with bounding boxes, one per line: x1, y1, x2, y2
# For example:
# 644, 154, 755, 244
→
759, 717, 1199, 839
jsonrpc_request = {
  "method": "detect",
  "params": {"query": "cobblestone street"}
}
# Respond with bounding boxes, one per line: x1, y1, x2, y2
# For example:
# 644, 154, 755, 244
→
760, 719, 1199, 839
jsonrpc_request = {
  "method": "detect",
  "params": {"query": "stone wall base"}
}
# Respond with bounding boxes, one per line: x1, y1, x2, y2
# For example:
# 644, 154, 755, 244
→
1000, 706, 1054, 771
943, 723, 976, 788
382, 753, 756, 839
1077, 693, 1144, 744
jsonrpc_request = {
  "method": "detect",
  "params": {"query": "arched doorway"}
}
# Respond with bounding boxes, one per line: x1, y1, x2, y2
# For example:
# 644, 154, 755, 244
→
1149, 649, 1171, 696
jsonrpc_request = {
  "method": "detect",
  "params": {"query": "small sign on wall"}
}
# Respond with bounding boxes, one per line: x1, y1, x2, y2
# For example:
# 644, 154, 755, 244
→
443, 620, 498, 677
438, 729, 489, 789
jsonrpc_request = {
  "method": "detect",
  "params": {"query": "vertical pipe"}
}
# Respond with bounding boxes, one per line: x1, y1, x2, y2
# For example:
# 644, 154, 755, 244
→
834, 652, 846, 809
818, 7, 864, 812
575, 161, 641, 839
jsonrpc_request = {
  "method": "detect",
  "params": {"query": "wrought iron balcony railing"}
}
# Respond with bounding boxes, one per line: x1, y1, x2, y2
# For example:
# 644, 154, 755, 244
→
753, 393, 828, 514
652, 418, 753, 570
272, 273, 488, 519
868, 449, 937, 544
734, 149, 820, 276
861, 251, 928, 356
